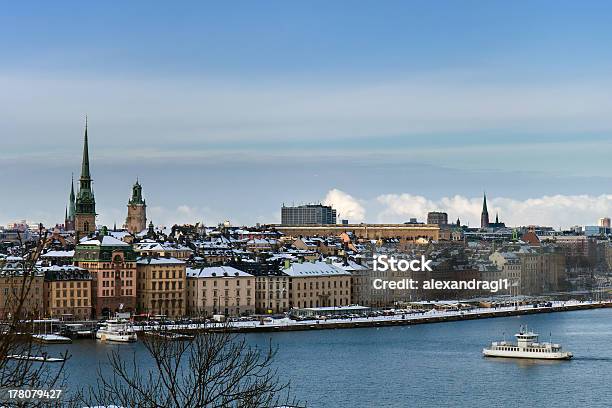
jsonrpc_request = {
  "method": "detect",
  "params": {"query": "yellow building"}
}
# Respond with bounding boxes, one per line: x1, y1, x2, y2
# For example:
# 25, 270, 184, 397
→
255, 273, 290, 314
42, 265, 93, 320
0, 257, 44, 319
136, 257, 187, 318
186, 266, 255, 316
283, 261, 352, 309
274, 223, 440, 242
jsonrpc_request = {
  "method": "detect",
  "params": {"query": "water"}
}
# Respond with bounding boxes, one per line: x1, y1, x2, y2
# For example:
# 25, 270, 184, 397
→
48, 309, 612, 407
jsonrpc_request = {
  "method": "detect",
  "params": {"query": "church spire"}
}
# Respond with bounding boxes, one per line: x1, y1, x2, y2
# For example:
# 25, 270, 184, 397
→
480, 192, 490, 228
482, 192, 488, 213
70, 173, 75, 201
81, 116, 91, 180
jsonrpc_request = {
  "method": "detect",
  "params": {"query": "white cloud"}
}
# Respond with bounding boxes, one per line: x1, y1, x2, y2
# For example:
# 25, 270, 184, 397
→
323, 189, 366, 223
376, 193, 612, 228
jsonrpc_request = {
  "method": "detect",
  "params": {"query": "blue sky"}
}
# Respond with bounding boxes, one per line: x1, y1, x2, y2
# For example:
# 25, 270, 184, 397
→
2, 1, 612, 228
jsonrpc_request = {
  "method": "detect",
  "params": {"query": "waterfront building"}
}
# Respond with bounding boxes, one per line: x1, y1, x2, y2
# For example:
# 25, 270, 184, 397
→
0, 257, 44, 319
42, 265, 93, 320
255, 271, 290, 314
512, 246, 567, 295
73, 234, 137, 317
136, 257, 186, 318
283, 261, 351, 309
281, 204, 337, 225
74, 119, 97, 240
489, 251, 521, 292
427, 211, 448, 226
333, 259, 372, 306
125, 180, 147, 234
186, 266, 255, 316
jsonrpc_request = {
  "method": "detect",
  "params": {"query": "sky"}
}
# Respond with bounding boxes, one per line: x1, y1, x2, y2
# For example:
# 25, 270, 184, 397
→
2, 1, 612, 229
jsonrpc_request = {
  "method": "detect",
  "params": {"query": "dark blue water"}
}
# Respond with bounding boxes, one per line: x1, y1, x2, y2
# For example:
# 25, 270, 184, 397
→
50, 309, 612, 407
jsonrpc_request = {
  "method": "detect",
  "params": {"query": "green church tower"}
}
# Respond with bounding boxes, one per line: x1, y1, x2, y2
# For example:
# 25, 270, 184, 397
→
126, 179, 147, 234
75, 118, 97, 240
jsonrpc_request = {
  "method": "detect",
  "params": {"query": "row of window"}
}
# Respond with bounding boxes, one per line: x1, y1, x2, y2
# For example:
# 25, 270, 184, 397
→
149, 281, 183, 291
101, 280, 133, 287
53, 281, 87, 288
54, 289, 87, 298
101, 270, 134, 278
101, 289, 134, 296
53, 298, 89, 307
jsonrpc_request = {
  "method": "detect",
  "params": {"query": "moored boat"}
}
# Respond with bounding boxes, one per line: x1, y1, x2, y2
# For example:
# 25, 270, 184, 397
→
96, 319, 137, 343
32, 333, 72, 344
7, 354, 66, 363
144, 331, 195, 341
483, 326, 572, 360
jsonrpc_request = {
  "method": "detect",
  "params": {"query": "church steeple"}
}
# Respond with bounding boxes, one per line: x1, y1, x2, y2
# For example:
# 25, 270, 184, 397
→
75, 117, 96, 239
68, 174, 76, 220
480, 192, 490, 229
81, 116, 91, 180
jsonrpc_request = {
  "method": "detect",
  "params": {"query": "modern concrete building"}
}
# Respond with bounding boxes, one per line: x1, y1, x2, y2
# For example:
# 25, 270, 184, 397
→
427, 211, 448, 226
281, 204, 337, 225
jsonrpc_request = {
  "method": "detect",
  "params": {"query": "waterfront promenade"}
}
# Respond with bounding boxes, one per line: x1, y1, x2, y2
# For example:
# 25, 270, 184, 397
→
134, 300, 612, 334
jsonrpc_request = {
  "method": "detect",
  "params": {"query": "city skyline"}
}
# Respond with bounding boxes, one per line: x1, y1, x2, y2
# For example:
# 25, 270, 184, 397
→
3, 122, 612, 230
3, 1, 612, 227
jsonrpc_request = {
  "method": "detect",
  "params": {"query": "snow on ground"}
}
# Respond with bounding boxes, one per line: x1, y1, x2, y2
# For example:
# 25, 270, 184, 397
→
132, 300, 610, 332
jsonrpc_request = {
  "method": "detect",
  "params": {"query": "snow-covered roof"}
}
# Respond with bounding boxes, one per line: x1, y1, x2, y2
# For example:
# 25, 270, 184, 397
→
332, 259, 368, 272
41, 250, 75, 258
109, 231, 131, 240
186, 266, 252, 278
283, 261, 350, 277
40, 265, 86, 272
136, 257, 185, 265
80, 236, 130, 247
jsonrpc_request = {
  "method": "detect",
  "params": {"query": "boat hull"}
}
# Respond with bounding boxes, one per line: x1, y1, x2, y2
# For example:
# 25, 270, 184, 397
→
96, 332, 138, 343
32, 334, 72, 344
483, 349, 573, 360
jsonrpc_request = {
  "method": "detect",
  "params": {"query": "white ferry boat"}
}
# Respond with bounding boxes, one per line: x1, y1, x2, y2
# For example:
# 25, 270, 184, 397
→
483, 327, 572, 360
96, 319, 137, 343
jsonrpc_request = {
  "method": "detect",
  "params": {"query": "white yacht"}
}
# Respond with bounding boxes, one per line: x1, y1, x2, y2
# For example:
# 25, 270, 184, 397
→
96, 319, 137, 343
483, 326, 572, 360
